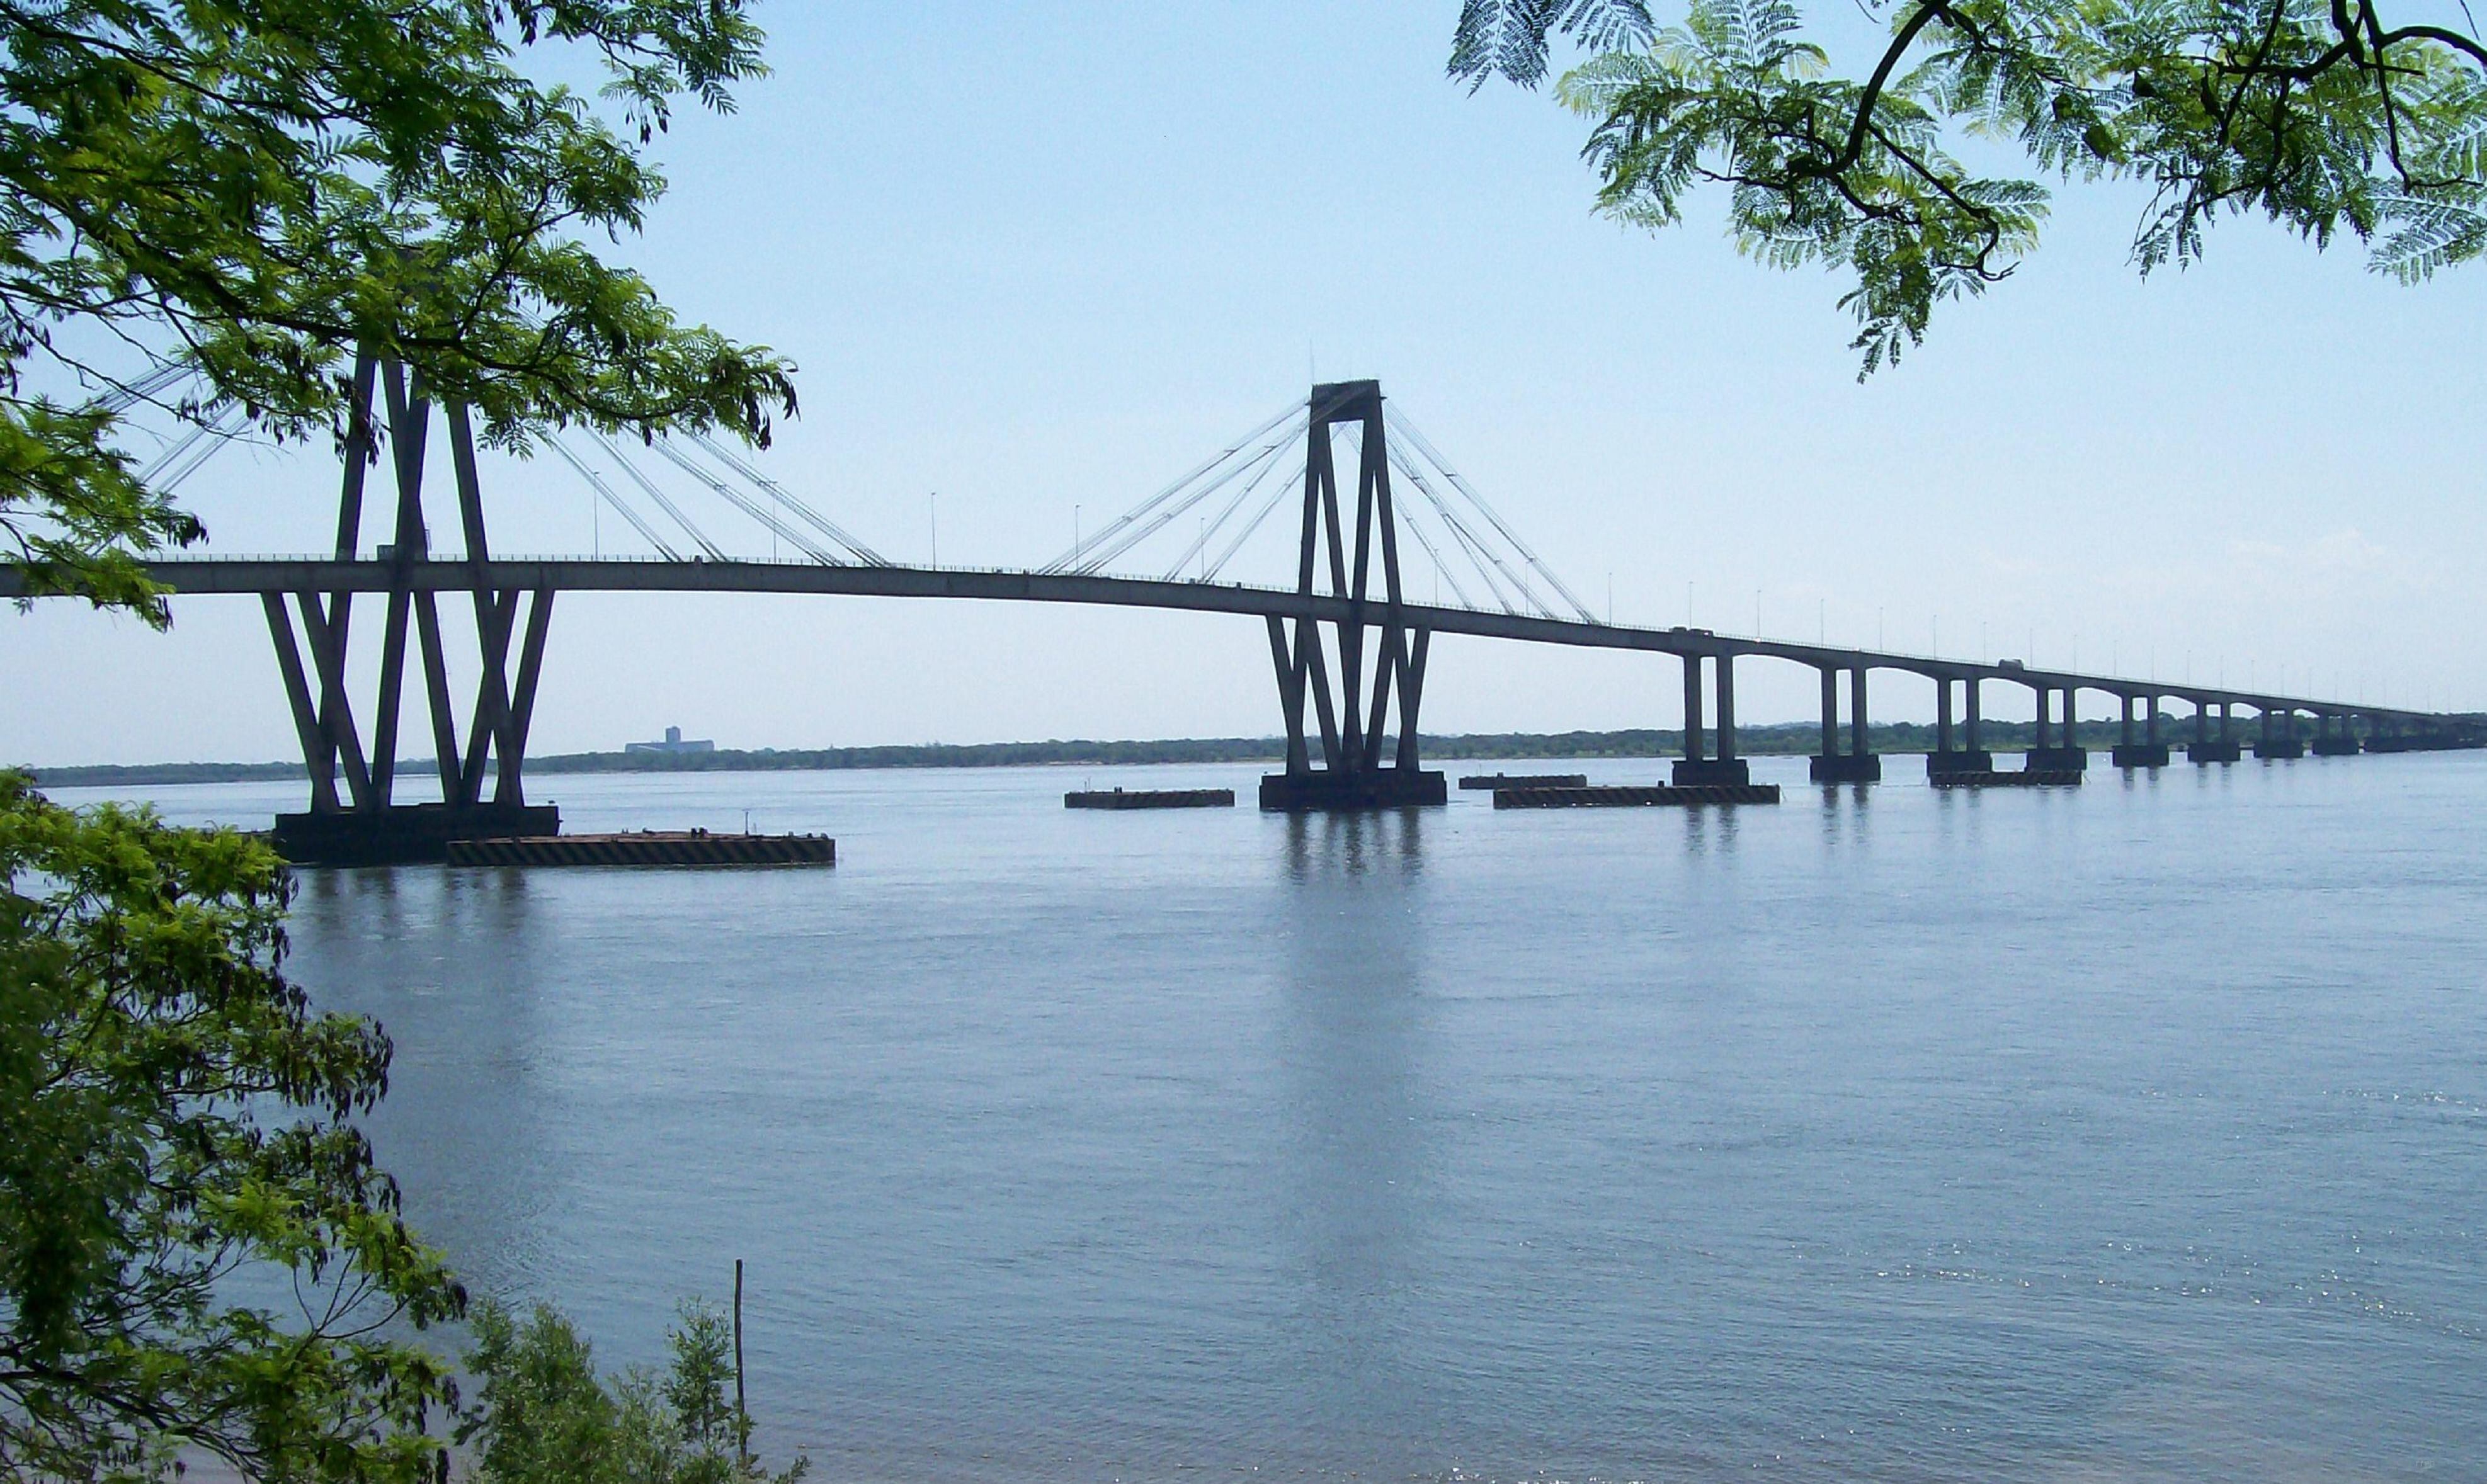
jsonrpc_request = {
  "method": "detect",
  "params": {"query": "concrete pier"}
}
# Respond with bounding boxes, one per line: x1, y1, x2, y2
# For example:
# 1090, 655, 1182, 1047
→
1926, 749, 1996, 778
2112, 744, 2171, 768
273, 803, 560, 866
1258, 767, 1447, 810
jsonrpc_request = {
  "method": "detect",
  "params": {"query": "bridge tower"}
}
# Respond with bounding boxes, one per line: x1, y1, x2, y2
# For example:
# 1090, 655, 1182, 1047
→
263, 350, 559, 863
1258, 381, 1446, 811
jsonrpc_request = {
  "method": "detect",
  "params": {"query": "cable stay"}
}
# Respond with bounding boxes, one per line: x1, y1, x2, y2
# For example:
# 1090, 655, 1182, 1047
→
86, 360, 198, 417
686, 430, 887, 567
137, 405, 241, 494
1383, 485, 1481, 611
1387, 407, 1600, 624
1386, 443, 1532, 616
1200, 455, 1304, 584
589, 433, 726, 561
550, 438, 681, 560
1039, 399, 1301, 574
1071, 412, 1308, 576
647, 438, 841, 565
1161, 423, 1307, 582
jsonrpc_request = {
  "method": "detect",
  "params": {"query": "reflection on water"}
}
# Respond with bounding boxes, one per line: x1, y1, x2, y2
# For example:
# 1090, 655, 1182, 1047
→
1277, 806, 1431, 1456
63, 753, 2487, 1482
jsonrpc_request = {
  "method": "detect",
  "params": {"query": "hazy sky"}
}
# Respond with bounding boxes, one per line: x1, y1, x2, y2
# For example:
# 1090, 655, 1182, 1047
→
8, 3, 2485, 766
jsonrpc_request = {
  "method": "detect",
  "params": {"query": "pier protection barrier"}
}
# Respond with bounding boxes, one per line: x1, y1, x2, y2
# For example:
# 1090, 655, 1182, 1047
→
446, 830, 834, 867
1459, 773, 1590, 790
1494, 783, 1780, 808
1066, 788, 1236, 809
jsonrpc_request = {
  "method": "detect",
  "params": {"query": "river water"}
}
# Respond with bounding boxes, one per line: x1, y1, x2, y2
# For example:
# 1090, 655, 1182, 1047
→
65, 752, 2487, 1482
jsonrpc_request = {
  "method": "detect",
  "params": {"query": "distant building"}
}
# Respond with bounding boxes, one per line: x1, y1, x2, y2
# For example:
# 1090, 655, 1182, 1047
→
625, 725, 715, 755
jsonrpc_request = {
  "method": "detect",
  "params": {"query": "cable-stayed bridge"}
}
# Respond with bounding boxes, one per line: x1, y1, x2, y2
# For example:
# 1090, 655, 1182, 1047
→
13, 358, 2479, 862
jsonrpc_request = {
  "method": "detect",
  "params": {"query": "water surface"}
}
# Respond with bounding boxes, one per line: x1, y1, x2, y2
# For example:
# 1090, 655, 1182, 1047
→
75, 753, 2487, 1481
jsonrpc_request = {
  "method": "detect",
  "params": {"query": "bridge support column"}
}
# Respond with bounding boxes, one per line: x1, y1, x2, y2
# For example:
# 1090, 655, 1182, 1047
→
2112, 691, 2170, 768
2029, 684, 2088, 771
2312, 711, 2360, 756
1259, 381, 1445, 811
265, 351, 558, 863
1811, 665, 1881, 783
1927, 674, 1992, 779
2254, 706, 2305, 759
2188, 699, 2241, 763
1675, 654, 1750, 786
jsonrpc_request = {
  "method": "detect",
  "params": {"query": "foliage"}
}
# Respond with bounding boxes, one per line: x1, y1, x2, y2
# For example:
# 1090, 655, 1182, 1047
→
1452, 0, 2487, 371
0, 770, 467, 1480
460, 1298, 807, 1484
0, 1, 797, 623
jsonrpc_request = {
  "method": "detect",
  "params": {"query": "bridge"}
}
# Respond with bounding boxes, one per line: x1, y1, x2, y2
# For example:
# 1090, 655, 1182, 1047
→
12, 360, 2478, 861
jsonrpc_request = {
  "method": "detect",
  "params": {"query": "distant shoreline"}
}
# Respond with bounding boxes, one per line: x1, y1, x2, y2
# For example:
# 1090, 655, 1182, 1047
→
24, 720, 2110, 789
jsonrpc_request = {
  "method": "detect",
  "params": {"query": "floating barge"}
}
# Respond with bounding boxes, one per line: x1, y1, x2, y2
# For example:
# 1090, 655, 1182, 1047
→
446, 830, 835, 867
1928, 770, 2085, 788
1459, 773, 1589, 790
1065, 787, 1235, 810
1493, 783, 1780, 808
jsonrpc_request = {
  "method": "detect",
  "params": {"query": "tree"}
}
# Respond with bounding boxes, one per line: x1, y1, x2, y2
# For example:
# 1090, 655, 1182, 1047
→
1, 5, 799, 1475
458, 1298, 807, 1484
1451, 0, 2487, 370
1, 0, 797, 621
0, 773, 467, 1479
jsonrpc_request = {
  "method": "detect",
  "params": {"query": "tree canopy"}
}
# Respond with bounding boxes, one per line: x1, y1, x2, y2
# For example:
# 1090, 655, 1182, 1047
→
1452, 0, 2487, 370
1, 0, 796, 621
0, 774, 466, 1479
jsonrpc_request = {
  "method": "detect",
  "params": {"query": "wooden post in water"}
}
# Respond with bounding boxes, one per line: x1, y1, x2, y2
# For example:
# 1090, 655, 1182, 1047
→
733, 1258, 748, 1464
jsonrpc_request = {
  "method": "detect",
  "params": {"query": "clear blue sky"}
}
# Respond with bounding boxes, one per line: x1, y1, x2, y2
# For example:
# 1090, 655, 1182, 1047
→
8, 2, 2484, 765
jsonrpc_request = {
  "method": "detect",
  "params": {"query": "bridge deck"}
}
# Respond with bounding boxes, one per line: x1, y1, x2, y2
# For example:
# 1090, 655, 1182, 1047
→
26, 554, 2451, 723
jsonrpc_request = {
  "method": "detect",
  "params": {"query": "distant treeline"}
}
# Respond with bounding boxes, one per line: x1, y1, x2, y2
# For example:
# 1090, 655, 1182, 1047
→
25, 719, 2188, 788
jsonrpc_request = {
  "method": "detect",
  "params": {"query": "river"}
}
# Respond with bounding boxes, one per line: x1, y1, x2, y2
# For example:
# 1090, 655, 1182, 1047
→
58, 751, 2487, 1482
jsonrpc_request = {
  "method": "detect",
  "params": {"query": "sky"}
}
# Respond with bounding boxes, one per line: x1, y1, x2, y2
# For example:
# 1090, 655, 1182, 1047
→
8, 1, 2486, 766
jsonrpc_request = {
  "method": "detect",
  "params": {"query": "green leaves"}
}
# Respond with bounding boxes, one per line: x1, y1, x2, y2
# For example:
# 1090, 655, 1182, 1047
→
1, 0, 796, 616
0, 774, 465, 1480
459, 1298, 808, 1484
1459, 0, 2487, 371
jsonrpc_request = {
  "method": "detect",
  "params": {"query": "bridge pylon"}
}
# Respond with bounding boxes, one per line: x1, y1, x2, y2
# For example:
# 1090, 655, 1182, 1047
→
264, 349, 557, 864
1258, 381, 1446, 811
